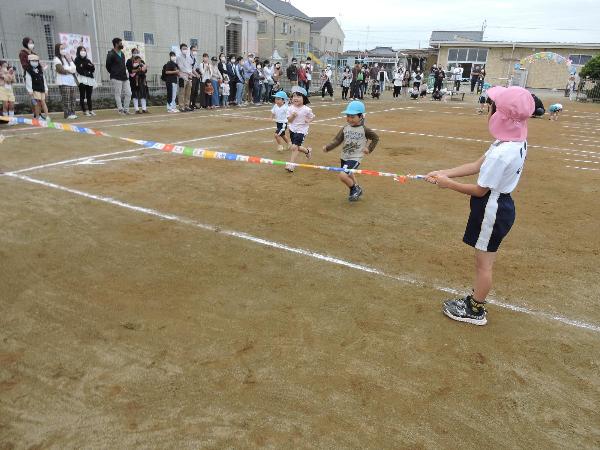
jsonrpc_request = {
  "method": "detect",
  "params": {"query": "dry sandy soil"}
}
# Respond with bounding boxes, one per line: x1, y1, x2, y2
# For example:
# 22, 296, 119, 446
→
1, 91, 599, 449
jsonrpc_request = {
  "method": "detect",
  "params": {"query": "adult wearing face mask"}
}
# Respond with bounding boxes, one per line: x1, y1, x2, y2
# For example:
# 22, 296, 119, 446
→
176, 44, 193, 112
262, 60, 274, 103
105, 37, 131, 114
19, 37, 38, 71
242, 53, 256, 104
210, 56, 223, 107
305, 57, 313, 96
217, 53, 227, 78
226, 55, 237, 105
199, 53, 211, 108
189, 45, 201, 110
74, 45, 96, 116
54, 43, 78, 119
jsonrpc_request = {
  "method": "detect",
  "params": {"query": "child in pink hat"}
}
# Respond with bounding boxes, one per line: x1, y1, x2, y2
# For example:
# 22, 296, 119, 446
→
425, 86, 535, 326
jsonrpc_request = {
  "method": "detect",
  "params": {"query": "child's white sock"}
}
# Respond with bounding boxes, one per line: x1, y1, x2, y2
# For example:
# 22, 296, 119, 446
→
141, 98, 147, 110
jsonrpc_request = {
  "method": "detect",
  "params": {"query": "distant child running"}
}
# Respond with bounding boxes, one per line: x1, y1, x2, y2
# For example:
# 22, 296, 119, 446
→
271, 91, 290, 151
285, 86, 314, 172
323, 101, 379, 201
548, 103, 563, 120
426, 86, 534, 326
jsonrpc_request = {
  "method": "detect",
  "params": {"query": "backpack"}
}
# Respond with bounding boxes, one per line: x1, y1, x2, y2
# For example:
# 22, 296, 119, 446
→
161, 64, 167, 82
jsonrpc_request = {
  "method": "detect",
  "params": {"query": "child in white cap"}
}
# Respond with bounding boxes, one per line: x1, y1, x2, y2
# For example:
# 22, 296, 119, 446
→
426, 86, 535, 326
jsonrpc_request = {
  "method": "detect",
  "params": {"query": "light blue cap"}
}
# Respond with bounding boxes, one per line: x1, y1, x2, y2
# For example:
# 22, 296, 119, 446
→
341, 100, 366, 115
273, 91, 288, 99
291, 86, 308, 96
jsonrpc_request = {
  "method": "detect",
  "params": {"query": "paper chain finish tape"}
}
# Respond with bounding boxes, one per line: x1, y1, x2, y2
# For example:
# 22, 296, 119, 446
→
2, 116, 425, 183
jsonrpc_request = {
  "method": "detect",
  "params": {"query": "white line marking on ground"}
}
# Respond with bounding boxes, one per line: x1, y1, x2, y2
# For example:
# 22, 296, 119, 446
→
563, 159, 600, 164
7, 172, 600, 334
565, 165, 600, 171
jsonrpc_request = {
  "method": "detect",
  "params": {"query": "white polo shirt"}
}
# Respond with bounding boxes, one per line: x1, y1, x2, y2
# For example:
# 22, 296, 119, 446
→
478, 140, 527, 194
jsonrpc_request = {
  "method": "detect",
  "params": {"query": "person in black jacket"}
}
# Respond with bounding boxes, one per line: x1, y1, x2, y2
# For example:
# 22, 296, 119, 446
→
531, 93, 545, 117
74, 46, 96, 116
287, 58, 298, 86
105, 37, 131, 114
226, 55, 237, 106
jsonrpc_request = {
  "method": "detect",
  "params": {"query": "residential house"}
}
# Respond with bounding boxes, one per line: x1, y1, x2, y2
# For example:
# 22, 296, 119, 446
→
252, 0, 313, 61
309, 17, 344, 65
225, 0, 259, 57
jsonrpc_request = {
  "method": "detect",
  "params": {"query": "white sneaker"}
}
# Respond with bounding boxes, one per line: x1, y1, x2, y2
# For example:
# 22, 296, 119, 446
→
67, 114, 78, 120
84, 111, 91, 117
89, 111, 97, 116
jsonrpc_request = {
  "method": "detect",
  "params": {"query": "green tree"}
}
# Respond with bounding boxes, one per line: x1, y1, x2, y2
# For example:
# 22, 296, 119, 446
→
579, 55, 600, 78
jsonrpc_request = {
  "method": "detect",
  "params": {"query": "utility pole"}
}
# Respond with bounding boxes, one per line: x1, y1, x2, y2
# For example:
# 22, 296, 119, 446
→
481, 19, 487, 36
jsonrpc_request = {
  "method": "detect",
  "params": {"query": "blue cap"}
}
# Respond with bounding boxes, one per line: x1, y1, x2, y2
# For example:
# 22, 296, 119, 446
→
291, 86, 308, 97
341, 100, 365, 115
273, 91, 288, 99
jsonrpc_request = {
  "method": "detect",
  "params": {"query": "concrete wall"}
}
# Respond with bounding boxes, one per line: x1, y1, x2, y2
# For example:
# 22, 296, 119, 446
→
225, 6, 258, 56
437, 44, 600, 89
310, 19, 344, 56
256, 9, 310, 61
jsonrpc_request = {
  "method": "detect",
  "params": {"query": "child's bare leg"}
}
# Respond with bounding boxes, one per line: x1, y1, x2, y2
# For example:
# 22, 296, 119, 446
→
283, 134, 290, 145
275, 134, 283, 145
34, 103, 41, 117
338, 172, 356, 188
297, 144, 310, 157
473, 249, 496, 302
289, 145, 300, 163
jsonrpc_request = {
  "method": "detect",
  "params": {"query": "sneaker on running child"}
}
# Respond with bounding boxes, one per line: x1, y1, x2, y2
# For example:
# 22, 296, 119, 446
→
349, 184, 363, 201
442, 295, 487, 326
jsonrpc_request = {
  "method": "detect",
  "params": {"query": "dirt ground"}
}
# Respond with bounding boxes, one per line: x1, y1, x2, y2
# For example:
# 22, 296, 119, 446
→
1, 91, 599, 449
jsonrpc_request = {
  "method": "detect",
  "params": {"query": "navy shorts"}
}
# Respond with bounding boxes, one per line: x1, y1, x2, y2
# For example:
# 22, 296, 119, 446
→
276, 122, 287, 136
341, 159, 361, 173
463, 191, 515, 252
289, 131, 306, 146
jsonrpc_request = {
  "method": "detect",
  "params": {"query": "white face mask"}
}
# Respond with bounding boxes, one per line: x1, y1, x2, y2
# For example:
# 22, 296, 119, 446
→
182, 49, 188, 55
192, 51, 197, 57
31, 62, 39, 68
60, 49, 67, 56
170, 56, 177, 62
301, 63, 306, 68
28, 43, 35, 50
230, 59, 235, 63
220, 57, 225, 62
80, 51, 87, 58
133, 63, 139, 67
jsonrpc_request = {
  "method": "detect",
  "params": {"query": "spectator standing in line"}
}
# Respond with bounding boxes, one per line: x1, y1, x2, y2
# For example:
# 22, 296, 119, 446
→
189, 45, 201, 109
54, 43, 78, 119
74, 45, 96, 116
210, 56, 223, 107
234, 56, 245, 106
305, 57, 313, 95
176, 43, 193, 112
226, 55, 237, 105
19, 37, 38, 71
243, 53, 256, 104
286, 57, 298, 87
105, 37, 131, 114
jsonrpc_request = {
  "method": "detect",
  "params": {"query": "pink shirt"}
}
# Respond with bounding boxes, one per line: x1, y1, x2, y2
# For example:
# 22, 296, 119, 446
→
287, 104, 314, 135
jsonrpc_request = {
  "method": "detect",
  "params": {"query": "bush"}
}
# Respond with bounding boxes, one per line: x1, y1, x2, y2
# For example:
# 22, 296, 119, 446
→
579, 55, 600, 78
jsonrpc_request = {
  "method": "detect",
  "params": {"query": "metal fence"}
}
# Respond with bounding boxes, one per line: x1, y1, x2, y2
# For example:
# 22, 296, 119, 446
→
573, 78, 600, 102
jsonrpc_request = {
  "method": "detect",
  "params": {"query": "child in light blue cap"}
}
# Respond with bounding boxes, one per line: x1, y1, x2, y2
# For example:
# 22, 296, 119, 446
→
271, 91, 290, 151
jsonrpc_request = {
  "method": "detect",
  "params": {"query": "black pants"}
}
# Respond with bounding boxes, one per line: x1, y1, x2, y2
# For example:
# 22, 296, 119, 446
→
205, 93, 212, 107
342, 86, 349, 99
470, 77, 478, 92
454, 80, 461, 91
190, 78, 200, 107
321, 80, 333, 97
79, 84, 93, 112
305, 80, 311, 96
229, 81, 237, 104
166, 82, 176, 105
393, 85, 401, 97
434, 79, 443, 92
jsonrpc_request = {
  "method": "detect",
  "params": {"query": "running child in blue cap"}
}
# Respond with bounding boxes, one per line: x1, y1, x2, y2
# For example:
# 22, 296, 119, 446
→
323, 100, 380, 201
271, 91, 291, 151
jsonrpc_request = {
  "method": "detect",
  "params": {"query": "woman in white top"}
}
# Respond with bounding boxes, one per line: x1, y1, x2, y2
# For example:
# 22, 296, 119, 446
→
393, 67, 404, 98
53, 43, 78, 119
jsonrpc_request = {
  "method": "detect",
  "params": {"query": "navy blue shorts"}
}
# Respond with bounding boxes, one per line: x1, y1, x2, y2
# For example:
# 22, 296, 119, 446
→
341, 159, 361, 173
463, 191, 515, 252
275, 122, 287, 136
289, 131, 306, 146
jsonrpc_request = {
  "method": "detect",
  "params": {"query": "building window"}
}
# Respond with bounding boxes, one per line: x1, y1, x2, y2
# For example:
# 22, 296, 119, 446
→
226, 23, 241, 57
144, 33, 155, 45
282, 22, 290, 34
298, 42, 305, 55
258, 20, 267, 34
124, 30, 134, 41
569, 54, 592, 65
448, 47, 488, 63
190, 38, 198, 48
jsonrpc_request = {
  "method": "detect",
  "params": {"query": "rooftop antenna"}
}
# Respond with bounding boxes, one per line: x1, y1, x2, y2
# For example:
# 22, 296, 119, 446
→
481, 19, 487, 36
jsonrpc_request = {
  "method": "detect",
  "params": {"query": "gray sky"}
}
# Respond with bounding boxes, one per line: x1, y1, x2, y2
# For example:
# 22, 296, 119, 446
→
295, 0, 600, 50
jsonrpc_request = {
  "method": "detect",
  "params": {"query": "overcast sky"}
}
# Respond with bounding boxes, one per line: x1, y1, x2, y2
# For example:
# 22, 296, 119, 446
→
295, 0, 600, 50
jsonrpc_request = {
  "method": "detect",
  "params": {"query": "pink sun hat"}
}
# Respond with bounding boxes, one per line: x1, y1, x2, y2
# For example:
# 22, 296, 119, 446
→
487, 86, 535, 141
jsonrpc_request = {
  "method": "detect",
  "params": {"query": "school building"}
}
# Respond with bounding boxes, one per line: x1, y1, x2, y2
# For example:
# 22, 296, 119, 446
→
434, 41, 600, 90
0, 0, 258, 84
